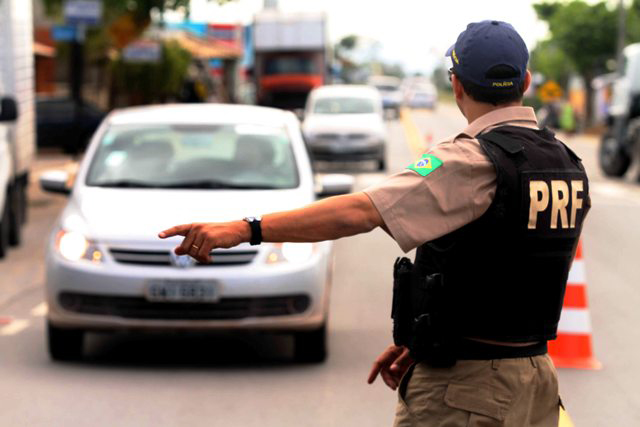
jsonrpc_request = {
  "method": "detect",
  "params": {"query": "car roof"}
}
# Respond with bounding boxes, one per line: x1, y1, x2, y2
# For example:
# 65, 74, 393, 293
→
107, 103, 292, 126
310, 85, 380, 99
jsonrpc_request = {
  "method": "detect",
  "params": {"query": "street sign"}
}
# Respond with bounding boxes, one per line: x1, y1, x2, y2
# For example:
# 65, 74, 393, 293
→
51, 25, 77, 42
64, 0, 102, 26
538, 80, 564, 103
122, 40, 162, 63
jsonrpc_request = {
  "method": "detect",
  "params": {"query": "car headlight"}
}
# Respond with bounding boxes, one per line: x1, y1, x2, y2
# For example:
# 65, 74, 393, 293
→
55, 230, 103, 263
266, 243, 315, 264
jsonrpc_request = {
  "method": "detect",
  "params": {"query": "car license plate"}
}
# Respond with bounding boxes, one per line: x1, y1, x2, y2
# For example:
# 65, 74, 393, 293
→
145, 280, 219, 303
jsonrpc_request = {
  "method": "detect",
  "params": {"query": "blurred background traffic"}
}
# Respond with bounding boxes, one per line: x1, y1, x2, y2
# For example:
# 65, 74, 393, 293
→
1, 1, 640, 426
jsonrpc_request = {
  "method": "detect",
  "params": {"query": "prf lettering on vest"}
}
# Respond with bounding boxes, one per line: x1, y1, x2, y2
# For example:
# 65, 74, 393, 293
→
528, 180, 585, 229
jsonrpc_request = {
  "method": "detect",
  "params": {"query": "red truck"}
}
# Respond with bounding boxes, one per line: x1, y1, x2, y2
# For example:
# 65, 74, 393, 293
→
253, 11, 328, 110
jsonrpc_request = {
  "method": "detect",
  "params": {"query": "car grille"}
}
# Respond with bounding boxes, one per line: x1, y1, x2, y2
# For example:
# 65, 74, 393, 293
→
346, 133, 369, 140
109, 248, 258, 266
316, 133, 340, 140
315, 133, 371, 141
59, 292, 311, 320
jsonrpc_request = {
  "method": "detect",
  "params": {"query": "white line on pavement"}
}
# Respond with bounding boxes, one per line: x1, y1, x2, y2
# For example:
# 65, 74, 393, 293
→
30, 302, 48, 317
591, 182, 640, 205
0, 319, 30, 336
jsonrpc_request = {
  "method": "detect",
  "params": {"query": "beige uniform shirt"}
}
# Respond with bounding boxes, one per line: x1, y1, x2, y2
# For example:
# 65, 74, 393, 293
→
364, 106, 540, 253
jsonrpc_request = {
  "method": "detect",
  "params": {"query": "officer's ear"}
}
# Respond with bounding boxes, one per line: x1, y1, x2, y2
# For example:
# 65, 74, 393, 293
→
523, 70, 532, 94
451, 74, 465, 102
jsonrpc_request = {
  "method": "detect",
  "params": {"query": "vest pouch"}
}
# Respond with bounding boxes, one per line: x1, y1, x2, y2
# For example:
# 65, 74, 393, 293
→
392, 257, 414, 346
411, 312, 456, 368
409, 272, 456, 367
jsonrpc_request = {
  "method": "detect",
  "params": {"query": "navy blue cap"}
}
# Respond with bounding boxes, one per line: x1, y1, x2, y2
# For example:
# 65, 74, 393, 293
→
446, 20, 529, 89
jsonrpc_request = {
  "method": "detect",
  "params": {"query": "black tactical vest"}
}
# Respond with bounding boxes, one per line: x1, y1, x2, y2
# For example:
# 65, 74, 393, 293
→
413, 125, 590, 343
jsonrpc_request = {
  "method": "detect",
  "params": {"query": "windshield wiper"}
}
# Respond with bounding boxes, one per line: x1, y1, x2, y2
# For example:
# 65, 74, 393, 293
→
92, 180, 165, 188
92, 179, 281, 190
159, 180, 281, 190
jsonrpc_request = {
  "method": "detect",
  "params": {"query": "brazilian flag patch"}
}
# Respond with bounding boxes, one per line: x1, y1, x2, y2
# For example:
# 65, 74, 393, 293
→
406, 154, 443, 177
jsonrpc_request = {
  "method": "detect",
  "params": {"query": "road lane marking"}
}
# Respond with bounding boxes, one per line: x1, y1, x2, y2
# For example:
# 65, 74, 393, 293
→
0, 319, 29, 336
591, 182, 640, 205
30, 302, 48, 317
559, 407, 575, 427
399, 108, 427, 158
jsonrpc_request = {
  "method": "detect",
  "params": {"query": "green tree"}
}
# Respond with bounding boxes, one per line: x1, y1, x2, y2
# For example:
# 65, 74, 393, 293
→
111, 40, 191, 104
42, 0, 233, 24
529, 40, 574, 87
533, 1, 619, 125
42, 0, 234, 107
431, 65, 451, 92
626, 0, 640, 45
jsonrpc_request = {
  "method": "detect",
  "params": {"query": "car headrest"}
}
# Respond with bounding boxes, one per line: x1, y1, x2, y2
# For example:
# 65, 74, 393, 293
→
129, 140, 174, 161
234, 135, 275, 163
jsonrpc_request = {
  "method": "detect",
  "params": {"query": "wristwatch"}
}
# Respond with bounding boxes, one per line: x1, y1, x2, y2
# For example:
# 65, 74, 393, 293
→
243, 216, 263, 246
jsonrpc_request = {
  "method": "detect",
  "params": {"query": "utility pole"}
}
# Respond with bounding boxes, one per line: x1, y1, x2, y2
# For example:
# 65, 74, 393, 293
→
616, 0, 627, 74
69, 25, 86, 109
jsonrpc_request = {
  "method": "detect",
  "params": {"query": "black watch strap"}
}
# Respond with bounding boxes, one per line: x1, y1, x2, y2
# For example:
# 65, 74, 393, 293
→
243, 216, 262, 246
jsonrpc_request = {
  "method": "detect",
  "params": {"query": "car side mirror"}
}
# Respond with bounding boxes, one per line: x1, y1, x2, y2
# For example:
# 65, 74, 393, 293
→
0, 97, 18, 122
315, 174, 354, 198
40, 170, 72, 195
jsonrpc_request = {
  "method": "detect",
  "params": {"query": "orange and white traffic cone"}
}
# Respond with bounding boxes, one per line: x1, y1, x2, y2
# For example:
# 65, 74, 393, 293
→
548, 241, 602, 370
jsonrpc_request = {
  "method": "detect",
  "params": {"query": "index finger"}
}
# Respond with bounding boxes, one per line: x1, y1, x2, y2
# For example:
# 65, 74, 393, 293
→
158, 224, 192, 239
368, 361, 383, 384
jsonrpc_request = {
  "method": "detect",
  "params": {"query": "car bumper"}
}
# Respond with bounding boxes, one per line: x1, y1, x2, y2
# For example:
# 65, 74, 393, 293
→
46, 243, 332, 332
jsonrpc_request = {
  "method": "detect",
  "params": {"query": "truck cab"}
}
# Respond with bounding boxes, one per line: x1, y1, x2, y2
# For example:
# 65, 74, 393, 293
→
253, 11, 328, 111
599, 43, 640, 178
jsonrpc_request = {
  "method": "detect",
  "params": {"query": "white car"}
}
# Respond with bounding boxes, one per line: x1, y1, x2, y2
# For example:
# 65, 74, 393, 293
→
302, 85, 387, 170
40, 104, 352, 363
368, 75, 403, 118
405, 83, 438, 109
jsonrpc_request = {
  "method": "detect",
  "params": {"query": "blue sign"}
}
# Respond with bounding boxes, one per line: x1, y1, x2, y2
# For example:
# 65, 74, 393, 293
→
52, 25, 77, 42
122, 41, 162, 63
64, 0, 102, 26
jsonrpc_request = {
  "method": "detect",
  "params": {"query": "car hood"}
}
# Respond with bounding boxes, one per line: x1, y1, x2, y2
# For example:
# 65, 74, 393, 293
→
303, 114, 385, 137
61, 188, 312, 245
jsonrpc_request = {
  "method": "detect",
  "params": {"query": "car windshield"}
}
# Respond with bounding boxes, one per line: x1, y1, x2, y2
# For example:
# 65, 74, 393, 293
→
312, 97, 376, 114
86, 124, 299, 189
265, 57, 315, 75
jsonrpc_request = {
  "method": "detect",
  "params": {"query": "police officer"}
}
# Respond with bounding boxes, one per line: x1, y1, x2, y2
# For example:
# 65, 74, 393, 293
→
160, 20, 589, 427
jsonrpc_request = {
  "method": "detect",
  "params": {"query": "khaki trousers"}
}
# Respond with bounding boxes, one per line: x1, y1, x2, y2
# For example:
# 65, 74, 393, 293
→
393, 354, 560, 427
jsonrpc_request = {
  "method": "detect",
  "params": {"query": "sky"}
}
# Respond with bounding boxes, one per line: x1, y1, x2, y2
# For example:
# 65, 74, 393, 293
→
167, 0, 551, 74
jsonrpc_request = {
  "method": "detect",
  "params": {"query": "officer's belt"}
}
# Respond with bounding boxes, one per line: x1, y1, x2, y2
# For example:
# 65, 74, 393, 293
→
453, 339, 547, 360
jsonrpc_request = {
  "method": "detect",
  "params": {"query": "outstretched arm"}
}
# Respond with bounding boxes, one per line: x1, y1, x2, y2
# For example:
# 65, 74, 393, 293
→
158, 192, 385, 263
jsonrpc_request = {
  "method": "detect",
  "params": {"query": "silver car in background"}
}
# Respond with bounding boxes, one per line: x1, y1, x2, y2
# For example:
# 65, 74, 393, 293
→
41, 104, 352, 363
367, 75, 403, 119
302, 85, 387, 170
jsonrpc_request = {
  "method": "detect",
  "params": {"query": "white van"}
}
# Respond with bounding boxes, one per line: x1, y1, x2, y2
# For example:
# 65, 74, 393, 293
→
0, 0, 35, 258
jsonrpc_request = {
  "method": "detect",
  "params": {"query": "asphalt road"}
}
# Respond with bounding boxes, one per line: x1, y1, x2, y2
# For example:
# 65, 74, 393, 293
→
0, 104, 638, 426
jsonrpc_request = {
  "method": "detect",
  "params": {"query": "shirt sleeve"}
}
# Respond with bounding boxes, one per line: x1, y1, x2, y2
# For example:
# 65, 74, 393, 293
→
363, 138, 497, 252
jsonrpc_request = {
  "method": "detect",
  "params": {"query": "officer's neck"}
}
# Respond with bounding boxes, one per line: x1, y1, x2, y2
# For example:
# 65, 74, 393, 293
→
461, 99, 523, 125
